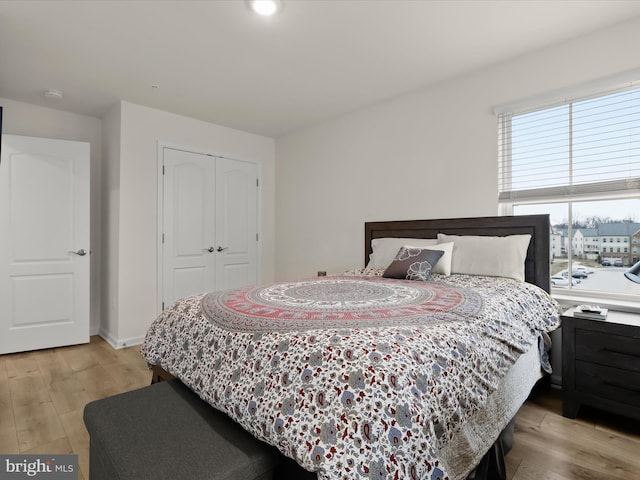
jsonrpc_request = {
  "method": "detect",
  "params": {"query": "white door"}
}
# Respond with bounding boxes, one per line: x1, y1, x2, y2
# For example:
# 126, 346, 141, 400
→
0, 135, 90, 354
215, 157, 258, 290
161, 148, 258, 309
162, 148, 216, 307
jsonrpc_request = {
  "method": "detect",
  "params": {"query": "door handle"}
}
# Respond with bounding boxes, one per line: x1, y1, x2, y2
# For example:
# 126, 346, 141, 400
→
205, 246, 215, 253
216, 246, 228, 252
69, 249, 87, 256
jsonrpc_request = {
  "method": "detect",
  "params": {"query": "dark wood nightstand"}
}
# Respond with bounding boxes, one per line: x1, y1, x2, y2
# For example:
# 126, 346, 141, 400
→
562, 307, 640, 420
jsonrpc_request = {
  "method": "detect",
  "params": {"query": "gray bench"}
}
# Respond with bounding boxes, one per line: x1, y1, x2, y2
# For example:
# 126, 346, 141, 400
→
83, 380, 282, 480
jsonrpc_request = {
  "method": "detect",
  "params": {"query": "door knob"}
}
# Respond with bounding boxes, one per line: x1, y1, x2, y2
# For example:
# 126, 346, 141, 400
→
205, 246, 215, 253
216, 246, 228, 252
69, 249, 87, 256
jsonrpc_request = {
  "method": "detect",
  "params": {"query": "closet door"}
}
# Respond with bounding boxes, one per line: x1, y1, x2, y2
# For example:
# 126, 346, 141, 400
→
215, 157, 258, 290
161, 148, 258, 309
162, 148, 216, 308
0, 135, 90, 354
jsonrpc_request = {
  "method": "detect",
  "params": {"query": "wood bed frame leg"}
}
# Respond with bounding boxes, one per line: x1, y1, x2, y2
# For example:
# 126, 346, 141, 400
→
151, 365, 176, 384
467, 437, 506, 480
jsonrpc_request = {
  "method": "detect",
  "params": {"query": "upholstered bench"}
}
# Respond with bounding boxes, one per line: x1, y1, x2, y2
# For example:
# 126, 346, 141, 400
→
83, 380, 282, 480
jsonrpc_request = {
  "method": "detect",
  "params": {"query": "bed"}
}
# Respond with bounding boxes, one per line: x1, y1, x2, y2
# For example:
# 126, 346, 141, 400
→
141, 214, 560, 480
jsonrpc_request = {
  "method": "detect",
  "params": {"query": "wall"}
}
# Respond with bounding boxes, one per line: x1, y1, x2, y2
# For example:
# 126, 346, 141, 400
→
101, 103, 121, 341
275, 16, 640, 282
0, 97, 103, 334
101, 101, 275, 347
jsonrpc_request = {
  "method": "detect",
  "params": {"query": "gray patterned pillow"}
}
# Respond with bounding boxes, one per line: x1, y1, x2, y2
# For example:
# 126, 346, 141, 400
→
382, 246, 444, 281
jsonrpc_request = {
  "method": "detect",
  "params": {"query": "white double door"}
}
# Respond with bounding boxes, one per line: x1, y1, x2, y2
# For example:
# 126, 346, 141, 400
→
0, 135, 90, 354
161, 147, 258, 309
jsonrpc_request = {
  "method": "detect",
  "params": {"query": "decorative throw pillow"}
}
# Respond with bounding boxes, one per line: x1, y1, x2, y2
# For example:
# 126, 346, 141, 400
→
406, 241, 454, 276
383, 247, 444, 281
368, 237, 439, 269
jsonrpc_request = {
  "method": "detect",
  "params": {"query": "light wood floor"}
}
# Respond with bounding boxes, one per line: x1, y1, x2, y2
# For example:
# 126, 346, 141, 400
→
508, 387, 640, 479
1, 336, 639, 480
0, 336, 151, 480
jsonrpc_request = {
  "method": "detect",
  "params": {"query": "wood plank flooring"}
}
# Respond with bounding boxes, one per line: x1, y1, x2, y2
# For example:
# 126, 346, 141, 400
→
508, 387, 640, 480
0, 337, 151, 480
1, 336, 639, 480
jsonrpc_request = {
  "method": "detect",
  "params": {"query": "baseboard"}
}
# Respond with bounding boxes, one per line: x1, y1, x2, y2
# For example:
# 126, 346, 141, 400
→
98, 328, 145, 349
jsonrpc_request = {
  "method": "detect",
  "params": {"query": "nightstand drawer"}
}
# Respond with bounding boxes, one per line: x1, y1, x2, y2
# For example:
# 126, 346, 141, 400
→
576, 361, 640, 407
575, 329, 640, 373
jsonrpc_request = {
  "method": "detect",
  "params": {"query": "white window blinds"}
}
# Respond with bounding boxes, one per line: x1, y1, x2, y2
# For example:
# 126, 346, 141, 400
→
498, 86, 640, 203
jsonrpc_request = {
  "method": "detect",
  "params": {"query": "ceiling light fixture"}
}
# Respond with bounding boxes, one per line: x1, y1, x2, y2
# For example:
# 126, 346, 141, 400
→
248, 0, 282, 16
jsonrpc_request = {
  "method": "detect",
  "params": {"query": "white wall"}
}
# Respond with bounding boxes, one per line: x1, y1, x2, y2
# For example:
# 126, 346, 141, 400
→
275, 16, 640, 281
0, 97, 103, 334
101, 102, 121, 341
101, 101, 275, 347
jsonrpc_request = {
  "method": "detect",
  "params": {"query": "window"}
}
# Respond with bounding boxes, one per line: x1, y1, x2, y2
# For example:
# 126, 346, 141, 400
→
498, 84, 640, 302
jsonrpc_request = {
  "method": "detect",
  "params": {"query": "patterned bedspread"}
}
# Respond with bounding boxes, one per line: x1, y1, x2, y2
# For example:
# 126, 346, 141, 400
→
141, 271, 560, 480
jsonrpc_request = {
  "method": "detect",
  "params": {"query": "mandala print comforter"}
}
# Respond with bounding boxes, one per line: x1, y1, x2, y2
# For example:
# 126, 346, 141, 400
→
140, 271, 560, 480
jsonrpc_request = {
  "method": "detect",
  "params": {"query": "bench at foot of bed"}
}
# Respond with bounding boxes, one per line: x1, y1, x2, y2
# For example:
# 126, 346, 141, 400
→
83, 380, 282, 480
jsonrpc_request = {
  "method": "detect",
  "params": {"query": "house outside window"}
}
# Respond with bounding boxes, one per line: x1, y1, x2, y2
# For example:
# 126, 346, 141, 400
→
497, 82, 640, 305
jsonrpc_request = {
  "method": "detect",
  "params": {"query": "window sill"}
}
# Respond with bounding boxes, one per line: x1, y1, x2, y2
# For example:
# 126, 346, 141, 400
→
552, 289, 640, 314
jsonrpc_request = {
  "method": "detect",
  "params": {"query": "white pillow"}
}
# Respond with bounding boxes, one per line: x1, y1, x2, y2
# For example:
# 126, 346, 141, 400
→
437, 233, 531, 281
405, 242, 453, 276
367, 238, 438, 269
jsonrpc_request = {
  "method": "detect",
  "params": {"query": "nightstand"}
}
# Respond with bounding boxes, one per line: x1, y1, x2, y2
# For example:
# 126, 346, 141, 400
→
562, 308, 640, 420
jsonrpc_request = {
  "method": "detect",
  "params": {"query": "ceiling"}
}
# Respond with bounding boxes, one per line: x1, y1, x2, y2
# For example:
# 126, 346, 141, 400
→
2, 1, 640, 138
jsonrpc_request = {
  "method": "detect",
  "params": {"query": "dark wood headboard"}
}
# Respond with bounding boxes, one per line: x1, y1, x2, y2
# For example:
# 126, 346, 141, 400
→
365, 214, 550, 292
